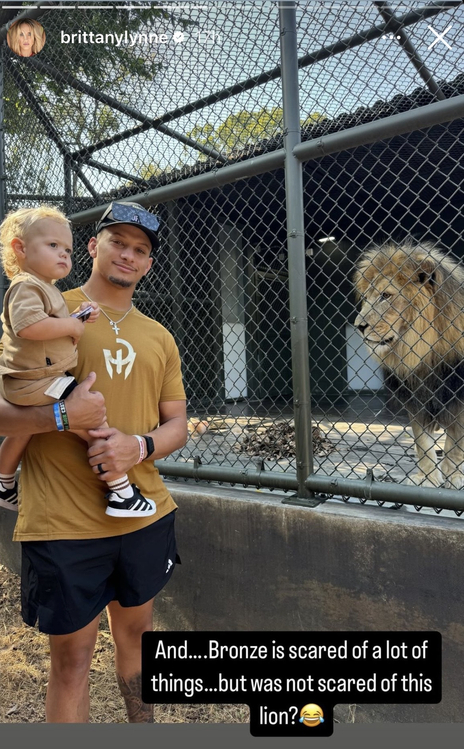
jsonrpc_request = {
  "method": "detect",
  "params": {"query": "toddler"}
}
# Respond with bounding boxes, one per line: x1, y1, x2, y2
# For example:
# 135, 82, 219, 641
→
0, 205, 155, 518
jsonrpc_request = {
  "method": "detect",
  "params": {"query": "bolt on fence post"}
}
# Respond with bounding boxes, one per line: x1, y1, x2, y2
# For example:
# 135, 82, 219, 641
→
279, 1, 314, 501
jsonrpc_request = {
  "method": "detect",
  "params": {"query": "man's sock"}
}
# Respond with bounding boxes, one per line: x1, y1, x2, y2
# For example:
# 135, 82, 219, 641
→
106, 476, 134, 500
0, 472, 16, 491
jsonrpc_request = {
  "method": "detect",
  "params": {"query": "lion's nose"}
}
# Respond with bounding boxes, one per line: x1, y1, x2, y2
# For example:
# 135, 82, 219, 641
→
354, 314, 368, 333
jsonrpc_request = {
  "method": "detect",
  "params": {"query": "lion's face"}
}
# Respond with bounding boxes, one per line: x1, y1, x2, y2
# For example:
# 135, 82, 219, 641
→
355, 280, 414, 359
354, 277, 434, 364
353, 245, 446, 375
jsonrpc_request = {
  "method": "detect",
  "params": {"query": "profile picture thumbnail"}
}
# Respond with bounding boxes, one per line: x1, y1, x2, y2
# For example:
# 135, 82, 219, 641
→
7, 18, 46, 58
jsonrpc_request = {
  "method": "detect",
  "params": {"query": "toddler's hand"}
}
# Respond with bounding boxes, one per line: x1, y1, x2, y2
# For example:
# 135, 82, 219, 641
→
71, 317, 85, 345
86, 303, 100, 324
71, 301, 100, 324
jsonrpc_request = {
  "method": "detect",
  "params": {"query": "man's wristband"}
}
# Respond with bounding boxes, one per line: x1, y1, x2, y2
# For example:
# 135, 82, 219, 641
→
58, 400, 70, 430
133, 434, 145, 464
53, 402, 64, 431
142, 435, 155, 460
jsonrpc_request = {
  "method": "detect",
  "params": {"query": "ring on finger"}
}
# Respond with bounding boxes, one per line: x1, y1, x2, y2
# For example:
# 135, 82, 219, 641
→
97, 463, 104, 474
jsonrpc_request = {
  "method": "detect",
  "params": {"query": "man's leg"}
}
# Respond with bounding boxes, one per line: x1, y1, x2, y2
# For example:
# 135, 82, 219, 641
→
46, 613, 101, 723
106, 598, 155, 723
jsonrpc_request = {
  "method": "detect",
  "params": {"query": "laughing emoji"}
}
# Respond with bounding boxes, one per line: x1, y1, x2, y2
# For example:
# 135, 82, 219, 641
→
299, 704, 324, 727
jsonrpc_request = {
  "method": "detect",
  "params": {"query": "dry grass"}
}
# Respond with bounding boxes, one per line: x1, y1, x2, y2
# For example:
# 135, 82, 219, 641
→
0, 564, 250, 724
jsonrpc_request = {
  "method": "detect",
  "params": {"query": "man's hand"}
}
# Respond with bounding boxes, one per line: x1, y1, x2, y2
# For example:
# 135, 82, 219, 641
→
66, 372, 106, 430
87, 427, 139, 480
87, 400, 187, 480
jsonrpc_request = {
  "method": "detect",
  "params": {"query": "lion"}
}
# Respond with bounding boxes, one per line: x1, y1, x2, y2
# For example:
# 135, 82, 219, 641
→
353, 239, 464, 489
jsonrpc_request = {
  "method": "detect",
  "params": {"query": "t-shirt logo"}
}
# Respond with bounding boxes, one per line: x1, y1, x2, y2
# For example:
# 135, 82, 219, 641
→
103, 338, 136, 379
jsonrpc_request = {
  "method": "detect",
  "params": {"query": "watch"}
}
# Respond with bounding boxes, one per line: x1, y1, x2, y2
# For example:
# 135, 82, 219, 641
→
142, 434, 155, 460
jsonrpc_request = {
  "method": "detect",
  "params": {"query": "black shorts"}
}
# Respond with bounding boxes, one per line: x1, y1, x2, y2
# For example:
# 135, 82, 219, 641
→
20, 510, 179, 635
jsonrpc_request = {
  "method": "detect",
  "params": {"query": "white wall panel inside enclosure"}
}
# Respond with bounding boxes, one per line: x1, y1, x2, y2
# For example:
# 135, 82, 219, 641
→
346, 323, 383, 391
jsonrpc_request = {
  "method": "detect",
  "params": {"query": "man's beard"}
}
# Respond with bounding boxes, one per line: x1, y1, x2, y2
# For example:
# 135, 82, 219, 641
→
108, 275, 134, 289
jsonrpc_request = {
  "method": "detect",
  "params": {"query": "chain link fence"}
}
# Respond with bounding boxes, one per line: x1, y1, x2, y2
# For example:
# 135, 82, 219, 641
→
2, 1, 464, 514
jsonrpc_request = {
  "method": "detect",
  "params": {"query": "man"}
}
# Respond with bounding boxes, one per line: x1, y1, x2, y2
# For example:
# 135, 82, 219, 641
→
12, 200, 188, 723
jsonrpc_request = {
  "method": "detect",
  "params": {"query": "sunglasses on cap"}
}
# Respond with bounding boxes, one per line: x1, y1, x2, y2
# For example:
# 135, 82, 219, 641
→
96, 201, 160, 249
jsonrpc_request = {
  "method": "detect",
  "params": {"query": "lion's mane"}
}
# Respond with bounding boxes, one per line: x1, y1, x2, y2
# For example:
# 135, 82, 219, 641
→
354, 240, 464, 427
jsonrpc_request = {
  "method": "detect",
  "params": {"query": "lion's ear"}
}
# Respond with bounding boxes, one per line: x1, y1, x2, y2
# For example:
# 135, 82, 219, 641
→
416, 257, 437, 288
417, 270, 436, 287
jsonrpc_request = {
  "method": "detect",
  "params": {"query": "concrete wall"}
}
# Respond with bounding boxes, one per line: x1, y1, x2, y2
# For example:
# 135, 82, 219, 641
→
2, 483, 463, 723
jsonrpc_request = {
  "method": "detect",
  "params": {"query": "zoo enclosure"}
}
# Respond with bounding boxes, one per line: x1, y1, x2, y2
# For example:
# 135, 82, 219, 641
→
2, 1, 464, 513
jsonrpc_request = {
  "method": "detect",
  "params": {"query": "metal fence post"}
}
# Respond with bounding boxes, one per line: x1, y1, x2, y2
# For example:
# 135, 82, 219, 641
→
279, 1, 315, 503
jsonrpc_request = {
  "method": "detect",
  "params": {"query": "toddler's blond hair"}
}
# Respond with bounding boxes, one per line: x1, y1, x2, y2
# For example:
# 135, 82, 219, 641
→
0, 205, 71, 279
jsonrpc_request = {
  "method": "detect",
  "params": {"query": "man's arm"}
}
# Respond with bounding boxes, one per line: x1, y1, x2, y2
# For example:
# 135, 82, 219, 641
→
86, 400, 188, 480
0, 372, 106, 436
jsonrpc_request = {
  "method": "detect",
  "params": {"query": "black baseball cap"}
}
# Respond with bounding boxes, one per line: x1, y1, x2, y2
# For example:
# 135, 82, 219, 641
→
95, 201, 160, 251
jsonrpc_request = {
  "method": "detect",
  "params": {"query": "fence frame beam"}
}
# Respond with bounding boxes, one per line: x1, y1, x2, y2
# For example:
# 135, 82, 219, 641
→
158, 461, 464, 513
84, 158, 150, 186
293, 93, 464, 162
279, 0, 313, 500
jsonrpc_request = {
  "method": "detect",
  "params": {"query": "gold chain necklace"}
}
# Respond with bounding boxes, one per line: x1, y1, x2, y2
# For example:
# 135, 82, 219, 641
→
80, 287, 134, 335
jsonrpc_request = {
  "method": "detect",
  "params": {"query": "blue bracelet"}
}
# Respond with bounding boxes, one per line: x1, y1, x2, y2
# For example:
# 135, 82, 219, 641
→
53, 402, 64, 431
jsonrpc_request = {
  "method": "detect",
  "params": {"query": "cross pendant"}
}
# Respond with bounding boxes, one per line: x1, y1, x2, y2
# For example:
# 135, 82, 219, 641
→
111, 322, 120, 334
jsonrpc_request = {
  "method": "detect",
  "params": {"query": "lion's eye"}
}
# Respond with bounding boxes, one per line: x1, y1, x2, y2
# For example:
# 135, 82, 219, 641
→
381, 292, 392, 300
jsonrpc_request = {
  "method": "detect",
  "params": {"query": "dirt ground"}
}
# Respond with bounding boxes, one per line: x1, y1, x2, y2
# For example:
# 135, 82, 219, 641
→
0, 564, 250, 724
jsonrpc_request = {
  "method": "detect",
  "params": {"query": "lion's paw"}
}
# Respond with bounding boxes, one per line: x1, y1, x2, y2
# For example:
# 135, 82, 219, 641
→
443, 473, 464, 491
406, 472, 443, 489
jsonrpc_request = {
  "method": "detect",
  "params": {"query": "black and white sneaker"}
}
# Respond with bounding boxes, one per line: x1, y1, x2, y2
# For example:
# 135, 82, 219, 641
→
105, 484, 156, 518
0, 481, 18, 512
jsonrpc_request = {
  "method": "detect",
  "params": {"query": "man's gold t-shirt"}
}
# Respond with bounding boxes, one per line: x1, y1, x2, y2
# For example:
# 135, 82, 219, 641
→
13, 288, 186, 541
